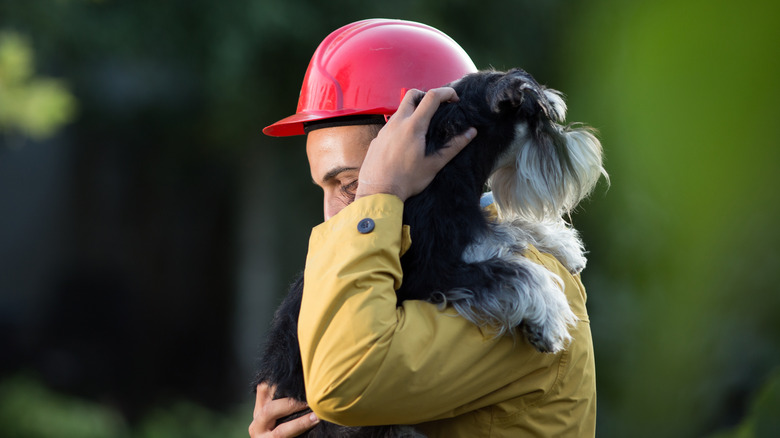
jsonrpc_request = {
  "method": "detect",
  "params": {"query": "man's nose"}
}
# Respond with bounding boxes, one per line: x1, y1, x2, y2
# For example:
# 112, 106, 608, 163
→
323, 197, 338, 221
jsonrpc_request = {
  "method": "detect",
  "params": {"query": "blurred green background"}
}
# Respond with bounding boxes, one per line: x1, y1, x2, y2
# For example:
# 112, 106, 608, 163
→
1, 0, 778, 437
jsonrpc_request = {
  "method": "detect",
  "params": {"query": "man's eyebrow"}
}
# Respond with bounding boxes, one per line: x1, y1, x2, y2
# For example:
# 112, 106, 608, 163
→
320, 166, 359, 184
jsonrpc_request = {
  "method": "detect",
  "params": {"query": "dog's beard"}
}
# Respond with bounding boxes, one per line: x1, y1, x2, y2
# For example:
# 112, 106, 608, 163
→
488, 90, 608, 223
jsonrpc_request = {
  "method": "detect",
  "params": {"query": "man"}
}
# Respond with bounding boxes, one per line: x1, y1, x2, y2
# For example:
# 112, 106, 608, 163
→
249, 19, 596, 437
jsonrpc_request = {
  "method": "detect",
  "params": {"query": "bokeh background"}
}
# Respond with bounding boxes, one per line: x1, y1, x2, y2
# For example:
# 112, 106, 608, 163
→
1, 0, 779, 437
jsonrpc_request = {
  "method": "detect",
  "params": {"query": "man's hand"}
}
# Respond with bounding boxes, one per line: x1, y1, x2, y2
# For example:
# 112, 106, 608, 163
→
248, 383, 318, 437
355, 87, 477, 202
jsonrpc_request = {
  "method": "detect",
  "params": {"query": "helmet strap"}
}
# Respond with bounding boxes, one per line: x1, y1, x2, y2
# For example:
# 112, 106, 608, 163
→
303, 115, 387, 134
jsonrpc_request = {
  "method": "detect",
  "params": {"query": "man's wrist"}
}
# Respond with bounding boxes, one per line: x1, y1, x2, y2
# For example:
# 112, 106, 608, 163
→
355, 183, 406, 201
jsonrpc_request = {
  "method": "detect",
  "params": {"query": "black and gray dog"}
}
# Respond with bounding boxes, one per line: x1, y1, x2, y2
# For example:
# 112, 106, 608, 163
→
253, 68, 606, 437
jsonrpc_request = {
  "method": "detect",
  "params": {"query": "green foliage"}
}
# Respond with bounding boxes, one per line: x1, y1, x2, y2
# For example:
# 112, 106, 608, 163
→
0, 375, 127, 438
134, 401, 249, 438
0, 374, 252, 438
710, 369, 780, 438
0, 31, 77, 140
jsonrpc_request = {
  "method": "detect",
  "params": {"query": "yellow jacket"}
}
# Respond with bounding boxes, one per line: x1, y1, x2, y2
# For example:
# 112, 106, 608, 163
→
299, 194, 596, 437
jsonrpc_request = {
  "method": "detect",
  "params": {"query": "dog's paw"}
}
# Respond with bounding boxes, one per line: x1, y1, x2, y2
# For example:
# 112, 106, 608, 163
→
521, 290, 578, 353
522, 321, 561, 353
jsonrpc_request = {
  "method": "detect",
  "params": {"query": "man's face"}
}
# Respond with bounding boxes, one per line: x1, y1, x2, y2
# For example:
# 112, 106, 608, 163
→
306, 124, 376, 221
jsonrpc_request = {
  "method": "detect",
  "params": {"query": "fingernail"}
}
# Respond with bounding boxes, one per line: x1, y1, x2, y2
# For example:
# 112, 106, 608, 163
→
465, 128, 477, 140
309, 412, 319, 423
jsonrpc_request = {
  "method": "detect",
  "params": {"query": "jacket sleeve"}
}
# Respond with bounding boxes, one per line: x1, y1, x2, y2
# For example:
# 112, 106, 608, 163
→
298, 194, 553, 426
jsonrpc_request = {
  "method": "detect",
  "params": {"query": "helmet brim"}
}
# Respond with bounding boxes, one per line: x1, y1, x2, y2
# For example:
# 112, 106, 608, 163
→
263, 107, 394, 137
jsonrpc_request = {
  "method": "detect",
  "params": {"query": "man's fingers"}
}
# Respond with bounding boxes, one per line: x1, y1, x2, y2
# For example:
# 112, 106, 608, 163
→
248, 412, 317, 438
433, 127, 477, 167
414, 87, 459, 121
250, 384, 315, 437
254, 383, 274, 417
257, 383, 273, 399
394, 88, 425, 118
265, 396, 310, 420
272, 412, 319, 437
254, 384, 308, 422
395, 86, 458, 121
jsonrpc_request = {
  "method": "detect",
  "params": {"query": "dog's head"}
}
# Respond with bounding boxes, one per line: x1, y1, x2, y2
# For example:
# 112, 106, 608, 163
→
425, 68, 608, 222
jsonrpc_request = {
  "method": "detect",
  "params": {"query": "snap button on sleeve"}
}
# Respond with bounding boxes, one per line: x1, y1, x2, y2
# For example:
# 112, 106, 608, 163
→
357, 218, 375, 234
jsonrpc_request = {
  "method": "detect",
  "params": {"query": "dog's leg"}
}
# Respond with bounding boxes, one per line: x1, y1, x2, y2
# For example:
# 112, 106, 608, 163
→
440, 257, 576, 353
434, 225, 577, 353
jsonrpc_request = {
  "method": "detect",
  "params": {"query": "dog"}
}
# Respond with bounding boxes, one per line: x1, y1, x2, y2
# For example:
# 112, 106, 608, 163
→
253, 68, 607, 436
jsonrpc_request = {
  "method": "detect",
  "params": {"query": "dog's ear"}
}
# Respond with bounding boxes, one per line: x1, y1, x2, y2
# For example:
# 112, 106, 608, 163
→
489, 71, 527, 113
489, 69, 554, 120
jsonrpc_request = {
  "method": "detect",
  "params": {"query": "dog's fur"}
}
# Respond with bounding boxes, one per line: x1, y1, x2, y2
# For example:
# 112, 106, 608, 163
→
253, 68, 607, 436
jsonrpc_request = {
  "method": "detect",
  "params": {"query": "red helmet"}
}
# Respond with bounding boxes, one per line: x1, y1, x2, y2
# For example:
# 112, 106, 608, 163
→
263, 19, 477, 137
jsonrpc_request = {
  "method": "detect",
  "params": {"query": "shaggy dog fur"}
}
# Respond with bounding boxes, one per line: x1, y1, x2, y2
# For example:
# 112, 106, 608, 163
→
253, 68, 607, 437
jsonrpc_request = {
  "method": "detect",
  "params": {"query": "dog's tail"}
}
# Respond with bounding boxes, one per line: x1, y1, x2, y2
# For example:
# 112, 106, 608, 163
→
488, 83, 609, 223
